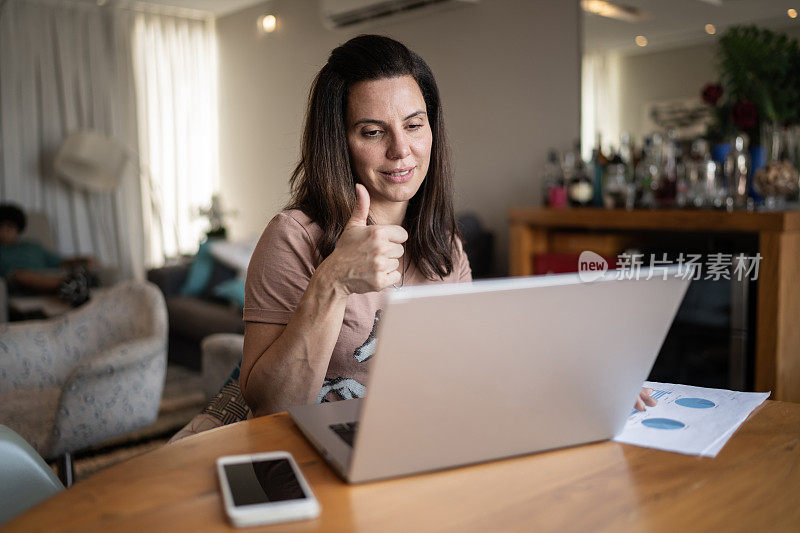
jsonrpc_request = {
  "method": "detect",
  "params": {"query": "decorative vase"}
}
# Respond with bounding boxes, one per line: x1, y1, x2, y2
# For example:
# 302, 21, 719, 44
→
758, 122, 800, 205
749, 145, 766, 201
750, 145, 766, 174
712, 143, 731, 164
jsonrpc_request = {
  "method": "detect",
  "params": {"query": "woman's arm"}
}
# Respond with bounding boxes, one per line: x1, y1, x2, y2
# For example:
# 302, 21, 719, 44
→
242, 185, 406, 416
241, 262, 348, 416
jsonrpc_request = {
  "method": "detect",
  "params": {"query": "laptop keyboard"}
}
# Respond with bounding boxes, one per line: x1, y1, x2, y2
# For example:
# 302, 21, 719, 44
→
329, 421, 359, 447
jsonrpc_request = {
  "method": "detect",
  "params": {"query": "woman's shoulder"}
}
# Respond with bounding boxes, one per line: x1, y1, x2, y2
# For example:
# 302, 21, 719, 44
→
249, 209, 324, 274
264, 209, 322, 243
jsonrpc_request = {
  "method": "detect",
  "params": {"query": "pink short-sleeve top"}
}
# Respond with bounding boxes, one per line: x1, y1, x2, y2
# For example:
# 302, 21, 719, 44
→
244, 209, 472, 402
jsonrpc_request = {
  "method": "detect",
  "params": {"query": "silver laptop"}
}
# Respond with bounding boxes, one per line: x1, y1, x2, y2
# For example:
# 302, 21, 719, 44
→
288, 269, 690, 483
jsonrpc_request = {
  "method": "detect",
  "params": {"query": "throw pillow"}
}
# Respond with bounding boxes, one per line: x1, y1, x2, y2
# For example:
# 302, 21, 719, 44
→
179, 240, 216, 296
213, 278, 245, 308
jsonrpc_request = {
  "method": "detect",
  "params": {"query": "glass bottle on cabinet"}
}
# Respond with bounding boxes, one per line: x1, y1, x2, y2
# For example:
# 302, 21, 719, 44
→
541, 149, 566, 208
725, 134, 751, 210
591, 133, 608, 207
619, 132, 635, 183
634, 136, 658, 208
655, 130, 678, 207
567, 161, 593, 207
563, 142, 593, 207
686, 139, 725, 208
602, 162, 629, 209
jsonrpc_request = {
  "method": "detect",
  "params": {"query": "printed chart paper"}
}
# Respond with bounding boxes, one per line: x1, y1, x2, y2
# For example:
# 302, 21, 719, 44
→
613, 381, 769, 457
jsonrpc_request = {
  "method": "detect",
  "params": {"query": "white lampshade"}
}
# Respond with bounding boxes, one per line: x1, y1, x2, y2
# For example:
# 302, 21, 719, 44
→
53, 131, 129, 192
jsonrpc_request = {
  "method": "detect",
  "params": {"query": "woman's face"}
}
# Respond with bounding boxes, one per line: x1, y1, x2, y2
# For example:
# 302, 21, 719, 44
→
346, 75, 432, 211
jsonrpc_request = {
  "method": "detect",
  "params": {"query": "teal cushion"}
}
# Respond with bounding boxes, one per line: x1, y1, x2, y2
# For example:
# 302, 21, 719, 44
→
213, 278, 245, 308
180, 240, 215, 296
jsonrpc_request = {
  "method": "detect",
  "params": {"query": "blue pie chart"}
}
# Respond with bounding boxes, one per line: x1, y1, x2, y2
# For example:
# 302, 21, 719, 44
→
675, 397, 716, 409
642, 418, 685, 430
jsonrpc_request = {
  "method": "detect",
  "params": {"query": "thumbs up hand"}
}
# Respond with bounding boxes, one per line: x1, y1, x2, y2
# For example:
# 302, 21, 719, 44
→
346, 183, 371, 228
325, 184, 408, 295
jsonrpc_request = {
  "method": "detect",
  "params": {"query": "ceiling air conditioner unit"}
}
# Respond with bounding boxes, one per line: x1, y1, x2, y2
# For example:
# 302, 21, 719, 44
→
321, 0, 479, 29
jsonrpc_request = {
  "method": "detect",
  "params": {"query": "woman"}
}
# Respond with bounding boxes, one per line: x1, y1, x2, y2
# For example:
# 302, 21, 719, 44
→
241, 35, 471, 417
241, 35, 656, 417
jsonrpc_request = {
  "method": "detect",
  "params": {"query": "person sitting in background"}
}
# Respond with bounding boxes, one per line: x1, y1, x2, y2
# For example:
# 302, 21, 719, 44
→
0, 203, 95, 305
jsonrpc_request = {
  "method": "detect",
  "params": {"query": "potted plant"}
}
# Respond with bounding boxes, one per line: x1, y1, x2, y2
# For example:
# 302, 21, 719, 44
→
701, 82, 735, 162
701, 26, 800, 206
716, 26, 800, 161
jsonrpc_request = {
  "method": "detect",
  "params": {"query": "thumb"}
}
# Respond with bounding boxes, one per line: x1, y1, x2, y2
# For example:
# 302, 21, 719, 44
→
347, 183, 370, 227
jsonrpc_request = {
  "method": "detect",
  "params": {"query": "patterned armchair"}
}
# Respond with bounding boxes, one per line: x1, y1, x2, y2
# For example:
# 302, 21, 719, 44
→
0, 281, 167, 484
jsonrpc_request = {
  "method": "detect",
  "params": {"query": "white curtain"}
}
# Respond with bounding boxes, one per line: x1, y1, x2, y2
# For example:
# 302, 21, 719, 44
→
132, 12, 219, 265
0, 0, 144, 280
581, 52, 621, 160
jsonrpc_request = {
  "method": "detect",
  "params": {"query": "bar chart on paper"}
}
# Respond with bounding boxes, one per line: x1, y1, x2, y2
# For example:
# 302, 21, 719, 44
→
614, 381, 769, 456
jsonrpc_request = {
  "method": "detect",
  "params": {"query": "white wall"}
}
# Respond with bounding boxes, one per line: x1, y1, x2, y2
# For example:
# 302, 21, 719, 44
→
217, 0, 581, 275
618, 43, 716, 143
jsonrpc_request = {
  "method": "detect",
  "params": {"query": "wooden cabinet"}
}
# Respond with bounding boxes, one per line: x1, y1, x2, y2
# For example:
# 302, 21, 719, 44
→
509, 207, 800, 403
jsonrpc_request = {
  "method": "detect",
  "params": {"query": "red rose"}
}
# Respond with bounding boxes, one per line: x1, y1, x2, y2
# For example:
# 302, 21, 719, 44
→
731, 100, 758, 131
701, 83, 723, 106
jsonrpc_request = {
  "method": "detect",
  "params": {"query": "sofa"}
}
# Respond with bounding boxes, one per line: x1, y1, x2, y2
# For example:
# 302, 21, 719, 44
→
147, 260, 243, 371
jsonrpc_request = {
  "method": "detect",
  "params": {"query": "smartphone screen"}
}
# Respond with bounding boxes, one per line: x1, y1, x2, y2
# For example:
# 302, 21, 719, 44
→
223, 458, 308, 507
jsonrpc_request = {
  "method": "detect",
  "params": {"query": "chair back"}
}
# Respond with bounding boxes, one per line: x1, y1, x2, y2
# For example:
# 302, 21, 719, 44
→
65, 280, 167, 354
0, 425, 64, 525
3, 281, 167, 379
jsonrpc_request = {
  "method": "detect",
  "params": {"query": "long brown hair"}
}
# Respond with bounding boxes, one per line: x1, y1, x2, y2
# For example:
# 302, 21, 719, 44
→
287, 35, 459, 280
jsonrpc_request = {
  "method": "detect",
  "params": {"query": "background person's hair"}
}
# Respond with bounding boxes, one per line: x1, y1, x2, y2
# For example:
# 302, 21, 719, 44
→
0, 203, 26, 233
287, 34, 459, 280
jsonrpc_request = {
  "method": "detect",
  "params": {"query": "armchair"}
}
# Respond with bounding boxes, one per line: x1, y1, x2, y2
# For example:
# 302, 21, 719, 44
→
0, 280, 167, 484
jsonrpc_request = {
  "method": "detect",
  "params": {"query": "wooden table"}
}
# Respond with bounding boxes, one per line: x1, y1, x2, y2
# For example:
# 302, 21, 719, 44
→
509, 208, 800, 403
7, 402, 800, 532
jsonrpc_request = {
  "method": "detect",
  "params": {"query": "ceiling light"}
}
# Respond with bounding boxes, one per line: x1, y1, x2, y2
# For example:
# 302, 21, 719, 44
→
705, 24, 716, 35
259, 14, 277, 33
789, 9, 798, 19
581, 0, 648, 23
635, 35, 648, 47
